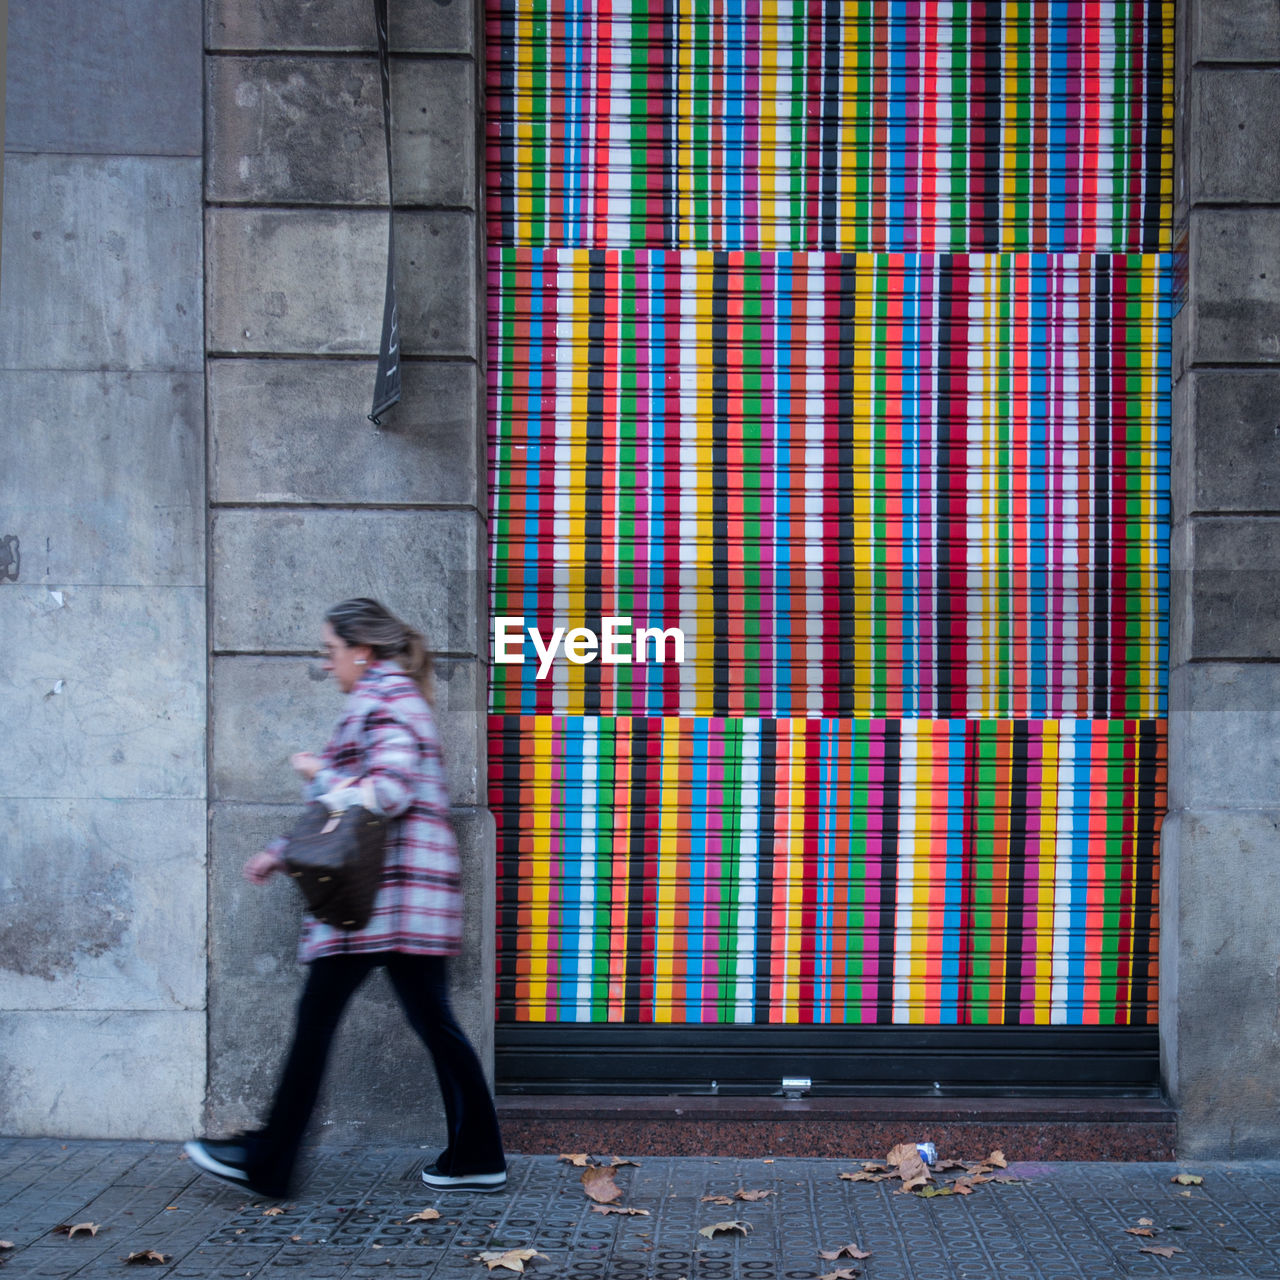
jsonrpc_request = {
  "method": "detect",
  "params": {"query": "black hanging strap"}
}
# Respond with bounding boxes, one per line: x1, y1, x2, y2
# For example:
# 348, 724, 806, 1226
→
369, 0, 401, 424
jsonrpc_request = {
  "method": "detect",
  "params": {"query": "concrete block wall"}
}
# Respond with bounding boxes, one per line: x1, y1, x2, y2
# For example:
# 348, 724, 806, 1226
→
1164, 0, 1280, 1156
0, 1, 207, 1137
203, 0, 492, 1142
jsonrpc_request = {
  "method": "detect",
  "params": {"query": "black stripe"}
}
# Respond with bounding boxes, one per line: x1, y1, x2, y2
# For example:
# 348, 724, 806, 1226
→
1141, 0, 1165, 252
1129, 720, 1160, 1022
1003, 721, 1031, 1024
821, 0, 841, 250
754, 723, 777, 1022
584, 251, 607, 714
1093, 259, 1112, 715
712, 251, 731, 715
839, 255, 858, 713
875, 720, 901, 1021
624, 719, 649, 1020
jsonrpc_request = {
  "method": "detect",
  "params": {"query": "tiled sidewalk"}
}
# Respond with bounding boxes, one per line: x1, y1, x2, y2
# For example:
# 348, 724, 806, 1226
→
0, 1139, 1277, 1278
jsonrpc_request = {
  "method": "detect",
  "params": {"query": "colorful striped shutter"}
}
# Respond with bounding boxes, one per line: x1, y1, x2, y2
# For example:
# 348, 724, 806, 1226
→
487, 1, 1170, 1061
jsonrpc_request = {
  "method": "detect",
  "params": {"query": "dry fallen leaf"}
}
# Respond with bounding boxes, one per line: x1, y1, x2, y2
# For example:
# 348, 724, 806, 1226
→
1125, 1227, 1158, 1237
949, 1180, 976, 1196
262, 1206, 285, 1216
0, 1241, 13, 1249
559, 1153, 591, 1167
886, 1143, 919, 1167
1139, 1218, 1154, 1226
839, 1171, 887, 1183
406, 1208, 441, 1223
608, 1157, 640, 1167
734, 1189, 773, 1202
900, 1173, 932, 1193
54, 1223, 100, 1239
986, 1150, 1008, 1169
123, 1251, 170, 1266
698, 1221, 752, 1238
818, 1244, 872, 1261
1178, 1189, 1193, 1198
581, 1165, 623, 1204
1171, 1173, 1203, 1186
701, 1194, 734, 1205
1139, 1245, 1183, 1258
818, 1271, 861, 1280
475, 1247, 548, 1272
590, 1205, 650, 1216
916, 1185, 954, 1197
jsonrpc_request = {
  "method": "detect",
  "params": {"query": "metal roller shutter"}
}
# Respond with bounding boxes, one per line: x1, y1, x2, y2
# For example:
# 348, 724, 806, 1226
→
486, 0, 1171, 1093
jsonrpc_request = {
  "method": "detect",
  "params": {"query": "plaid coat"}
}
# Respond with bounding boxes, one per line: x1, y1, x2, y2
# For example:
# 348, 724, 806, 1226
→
274, 660, 463, 961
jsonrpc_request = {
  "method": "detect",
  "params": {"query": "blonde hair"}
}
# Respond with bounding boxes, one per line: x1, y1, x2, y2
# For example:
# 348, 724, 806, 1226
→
325, 597, 435, 704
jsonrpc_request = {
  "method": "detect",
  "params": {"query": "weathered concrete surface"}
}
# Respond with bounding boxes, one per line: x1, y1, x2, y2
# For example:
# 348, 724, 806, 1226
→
1168, 664, 1280, 811
1193, 0, 1280, 63
4, 0, 202, 156
0, 799, 205, 1011
0, 371, 204, 585
0, 1013, 204, 1139
206, 208, 475, 356
1159, 810, 1280, 1158
0, 155, 203, 372
1180, 371, 1280, 512
205, 803, 494, 1141
211, 656, 482, 807
206, 0, 473, 55
1186, 519, 1280, 659
206, 58, 474, 207
209, 509, 482, 656
208, 360, 479, 506
1186, 210, 1280, 367
0, 586, 206, 800
1190, 70, 1280, 204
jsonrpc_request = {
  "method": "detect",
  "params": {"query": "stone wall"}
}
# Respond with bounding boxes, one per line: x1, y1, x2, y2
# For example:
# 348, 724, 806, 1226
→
0, 0, 207, 1137
203, 0, 492, 1142
1164, 0, 1280, 1155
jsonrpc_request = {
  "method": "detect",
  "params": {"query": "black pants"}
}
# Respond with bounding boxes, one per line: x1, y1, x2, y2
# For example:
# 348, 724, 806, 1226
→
250, 952, 505, 1192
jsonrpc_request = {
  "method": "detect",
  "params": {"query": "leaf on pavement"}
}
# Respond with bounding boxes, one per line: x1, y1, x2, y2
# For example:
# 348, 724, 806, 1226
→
817, 1271, 861, 1280
839, 1171, 888, 1183
1139, 1245, 1183, 1258
916, 1185, 954, 1197
123, 1251, 170, 1265
986, 1150, 1008, 1168
698, 1221, 752, 1238
899, 1172, 932, 1193
818, 1243, 871, 1260
581, 1165, 622, 1204
1138, 1218, 1154, 1226
1125, 1227, 1158, 1237
734, 1189, 774, 1202
559, 1153, 592, 1167
608, 1158, 641, 1168
949, 1180, 976, 1196
262, 1207, 285, 1216
0, 1241, 13, 1249
885, 1143, 919, 1167
475, 1247, 549, 1272
406, 1208, 442, 1223
54, 1223, 100, 1239
701, 1195, 734, 1206
1171, 1173, 1203, 1186
590, 1205, 650, 1216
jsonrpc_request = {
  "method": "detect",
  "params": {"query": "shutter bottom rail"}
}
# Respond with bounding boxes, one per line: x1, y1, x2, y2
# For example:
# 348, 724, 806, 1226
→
495, 1025, 1161, 1097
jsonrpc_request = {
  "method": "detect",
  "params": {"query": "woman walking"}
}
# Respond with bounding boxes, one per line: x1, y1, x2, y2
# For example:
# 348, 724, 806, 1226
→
185, 598, 505, 1198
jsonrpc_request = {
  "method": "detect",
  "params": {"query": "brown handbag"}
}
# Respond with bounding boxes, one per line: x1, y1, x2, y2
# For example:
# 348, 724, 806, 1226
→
282, 799, 388, 930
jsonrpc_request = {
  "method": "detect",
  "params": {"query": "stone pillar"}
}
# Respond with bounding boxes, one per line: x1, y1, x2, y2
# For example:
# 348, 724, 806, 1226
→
0, 1, 207, 1137
204, 0, 492, 1141
1165, 0, 1280, 1155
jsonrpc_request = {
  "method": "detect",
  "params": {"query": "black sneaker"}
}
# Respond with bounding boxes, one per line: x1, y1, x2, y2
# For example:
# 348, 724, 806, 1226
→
420, 1162, 507, 1192
184, 1137, 285, 1199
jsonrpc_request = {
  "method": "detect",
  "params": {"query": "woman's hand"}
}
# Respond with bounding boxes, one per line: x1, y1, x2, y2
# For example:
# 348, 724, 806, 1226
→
243, 849, 285, 884
291, 751, 323, 781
